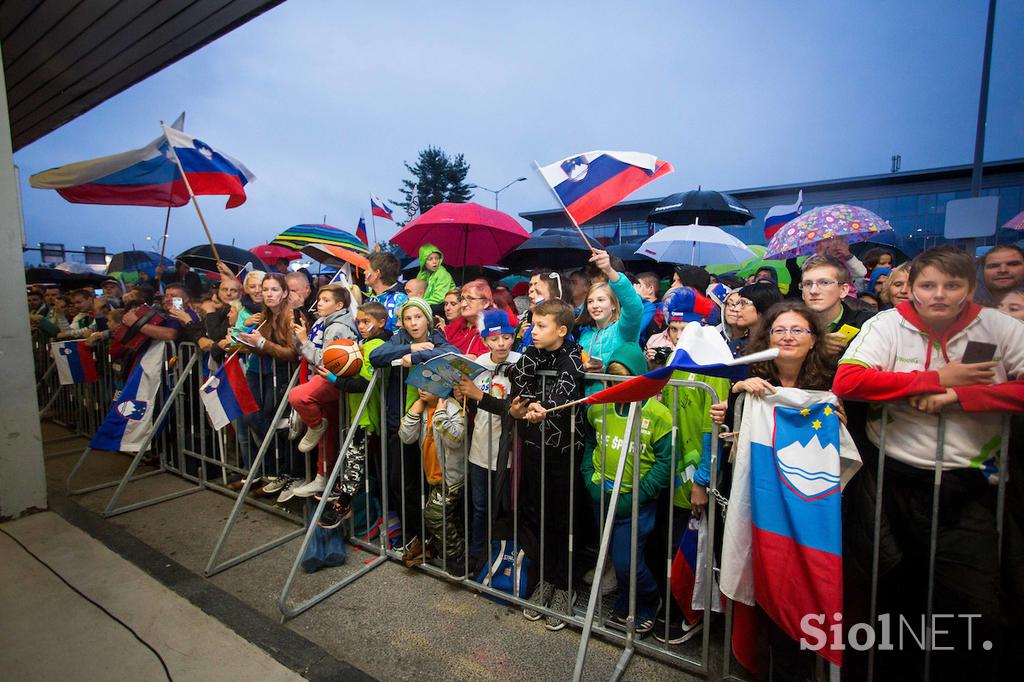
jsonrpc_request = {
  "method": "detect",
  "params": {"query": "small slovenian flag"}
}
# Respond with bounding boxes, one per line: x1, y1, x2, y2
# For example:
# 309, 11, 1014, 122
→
370, 193, 395, 221
49, 341, 98, 385
537, 151, 673, 226
583, 323, 777, 406
763, 190, 803, 240
356, 216, 369, 245
199, 356, 258, 430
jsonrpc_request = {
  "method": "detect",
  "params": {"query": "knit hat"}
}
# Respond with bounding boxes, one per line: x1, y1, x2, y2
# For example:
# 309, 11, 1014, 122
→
663, 286, 714, 324
398, 296, 432, 323
478, 308, 514, 337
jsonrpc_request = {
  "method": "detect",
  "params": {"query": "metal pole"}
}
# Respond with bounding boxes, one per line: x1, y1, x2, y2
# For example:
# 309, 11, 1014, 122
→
966, 0, 997, 252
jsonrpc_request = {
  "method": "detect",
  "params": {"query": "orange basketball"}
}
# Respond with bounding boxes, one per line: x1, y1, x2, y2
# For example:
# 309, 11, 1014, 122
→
322, 338, 362, 377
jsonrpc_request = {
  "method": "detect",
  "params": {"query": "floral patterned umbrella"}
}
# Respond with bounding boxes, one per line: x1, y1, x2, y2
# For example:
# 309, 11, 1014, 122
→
764, 204, 892, 259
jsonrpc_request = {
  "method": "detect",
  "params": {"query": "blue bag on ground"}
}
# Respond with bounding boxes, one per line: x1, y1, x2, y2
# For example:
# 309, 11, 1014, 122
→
475, 539, 530, 605
301, 511, 347, 573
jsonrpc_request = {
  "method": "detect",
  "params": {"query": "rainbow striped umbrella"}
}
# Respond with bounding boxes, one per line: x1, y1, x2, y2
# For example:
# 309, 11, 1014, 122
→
270, 224, 368, 254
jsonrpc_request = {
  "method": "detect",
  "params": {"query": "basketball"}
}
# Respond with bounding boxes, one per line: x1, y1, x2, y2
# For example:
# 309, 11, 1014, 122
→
322, 338, 362, 377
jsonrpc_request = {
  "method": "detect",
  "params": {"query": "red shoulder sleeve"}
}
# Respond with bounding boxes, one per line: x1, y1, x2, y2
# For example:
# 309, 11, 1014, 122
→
953, 379, 1024, 413
833, 363, 945, 402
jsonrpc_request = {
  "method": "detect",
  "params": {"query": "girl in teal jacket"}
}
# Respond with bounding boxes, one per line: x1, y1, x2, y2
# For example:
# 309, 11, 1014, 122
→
576, 250, 644, 394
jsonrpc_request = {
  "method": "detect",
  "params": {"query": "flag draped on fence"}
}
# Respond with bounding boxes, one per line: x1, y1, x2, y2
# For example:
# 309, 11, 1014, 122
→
582, 323, 778, 406
537, 150, 673, 226
29, 114, 254, 209
370, 193, 395, 221
720, 389, 861, 666
89, 342, 167, 453
763, 190, 803, 240
200, 356, 258, 430
49, 340, 98, 385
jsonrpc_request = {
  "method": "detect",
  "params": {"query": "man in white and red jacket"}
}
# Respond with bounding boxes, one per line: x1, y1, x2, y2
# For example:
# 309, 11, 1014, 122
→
833, 245, 1024, 681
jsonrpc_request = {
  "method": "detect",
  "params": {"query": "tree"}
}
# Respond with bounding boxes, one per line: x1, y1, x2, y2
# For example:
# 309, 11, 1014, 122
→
396, 146, 473, 221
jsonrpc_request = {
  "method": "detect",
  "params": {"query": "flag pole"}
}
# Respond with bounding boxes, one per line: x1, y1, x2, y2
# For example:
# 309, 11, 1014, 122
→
158, 205, 172, 264
368, 197, 379, 246
160, 123, 221, 264
532, 160, 597, 253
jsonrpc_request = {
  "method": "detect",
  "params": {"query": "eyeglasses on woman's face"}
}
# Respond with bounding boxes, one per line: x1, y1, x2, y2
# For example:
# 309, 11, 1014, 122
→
726, 298, 754, 310
769, 326, 813, 338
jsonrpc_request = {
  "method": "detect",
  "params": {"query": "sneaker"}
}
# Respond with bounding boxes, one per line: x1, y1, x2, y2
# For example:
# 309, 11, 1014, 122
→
291, 475, 326, 498
318, 500, 352, 529
582, 563, 617, 596
287, 409, 302, 440
653, 617, 703, 645
260, 476, 288, 495
635, 612, 657, 635
402, 536, 425, 567
523, 581, 554, 621
545, 589, 575, 631
298, 419, 328, 453
276, 478, 298, 503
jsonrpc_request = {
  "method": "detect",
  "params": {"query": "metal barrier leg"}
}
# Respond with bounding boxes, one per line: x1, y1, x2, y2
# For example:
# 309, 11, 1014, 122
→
205, 367, 303, 577
278, 375, 387, 619
923, 417, 946, 681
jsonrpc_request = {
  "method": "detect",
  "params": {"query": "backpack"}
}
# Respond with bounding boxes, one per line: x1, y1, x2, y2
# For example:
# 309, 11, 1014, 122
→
475, 539, 531, 606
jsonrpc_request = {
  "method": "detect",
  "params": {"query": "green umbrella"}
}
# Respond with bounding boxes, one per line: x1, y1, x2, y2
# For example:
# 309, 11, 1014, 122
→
706, 244, 767, 276
736, 252, 806, 295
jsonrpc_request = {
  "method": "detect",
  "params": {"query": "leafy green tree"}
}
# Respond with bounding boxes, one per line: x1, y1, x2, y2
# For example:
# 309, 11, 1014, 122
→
397, 146, 473, 221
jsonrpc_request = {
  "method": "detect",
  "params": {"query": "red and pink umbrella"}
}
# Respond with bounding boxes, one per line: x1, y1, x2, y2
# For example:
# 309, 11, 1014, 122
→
390, 202, 529, 266
250, 243, 301, 263
1003, 210, 1024, 231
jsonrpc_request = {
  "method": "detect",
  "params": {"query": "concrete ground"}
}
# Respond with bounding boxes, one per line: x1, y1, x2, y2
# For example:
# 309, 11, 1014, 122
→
31, 421, 721, 681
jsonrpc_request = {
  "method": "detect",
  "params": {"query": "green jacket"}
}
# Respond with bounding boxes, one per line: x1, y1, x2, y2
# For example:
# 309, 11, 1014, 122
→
661, 371, 730, 509
417, 243, 456, 305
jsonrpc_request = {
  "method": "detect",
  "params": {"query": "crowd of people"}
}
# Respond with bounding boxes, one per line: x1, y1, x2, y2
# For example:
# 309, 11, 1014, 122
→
27, 237, 1024, 681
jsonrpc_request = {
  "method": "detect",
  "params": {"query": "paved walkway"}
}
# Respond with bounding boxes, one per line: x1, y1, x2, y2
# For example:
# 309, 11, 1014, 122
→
0, 511, 303, 682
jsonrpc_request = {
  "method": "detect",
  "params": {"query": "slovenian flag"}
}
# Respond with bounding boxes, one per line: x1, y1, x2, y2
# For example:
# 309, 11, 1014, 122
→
720, 389, 861, 666
763, 190, 803, 240
370, 193, 395, 221
200, 356, 258, 430
537, 151, 673, 226
356, 217, 369, 245
90, 342, 167, 453
29, 114, 255, 209
49, 341, 98, 385
583, 323, 777, 406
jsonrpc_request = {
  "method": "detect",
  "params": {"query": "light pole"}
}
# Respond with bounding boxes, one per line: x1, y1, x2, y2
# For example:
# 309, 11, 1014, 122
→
469, 176, 527, 210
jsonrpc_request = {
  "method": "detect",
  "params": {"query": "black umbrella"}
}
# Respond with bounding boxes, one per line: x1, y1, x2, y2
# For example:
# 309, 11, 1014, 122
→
849, 240, 910, 266
499, 228, 593, 270
25, 267, 68, 285
648, 189, 754, 226
107, 250, 174, 277
176, 244, 268, 274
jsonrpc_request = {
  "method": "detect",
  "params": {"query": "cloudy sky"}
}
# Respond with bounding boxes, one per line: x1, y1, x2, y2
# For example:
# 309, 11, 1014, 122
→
14, 0, 1024, 263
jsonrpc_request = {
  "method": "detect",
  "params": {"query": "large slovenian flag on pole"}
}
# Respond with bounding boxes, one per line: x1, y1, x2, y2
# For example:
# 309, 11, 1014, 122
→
763, 190, 803, 240
49, 341, 98, 385
29, 114, 255, 209
90, 342, 167, 453
720, 389, 861, 666
537, 151, 673, 226
200, 356, 258, 430
370, 193, 395, 221
583, 323, 778, 406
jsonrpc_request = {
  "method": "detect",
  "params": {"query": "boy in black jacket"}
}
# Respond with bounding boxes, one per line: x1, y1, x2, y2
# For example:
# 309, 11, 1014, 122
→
509, 300, 587, 631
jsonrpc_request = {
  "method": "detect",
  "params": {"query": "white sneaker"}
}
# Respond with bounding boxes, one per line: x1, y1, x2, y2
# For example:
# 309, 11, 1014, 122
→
276, 478, 298, 503
298, 419, 328, 453
291, 475, 326, 498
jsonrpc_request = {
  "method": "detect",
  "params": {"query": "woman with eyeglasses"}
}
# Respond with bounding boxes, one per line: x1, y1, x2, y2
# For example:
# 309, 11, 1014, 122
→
718, 282, 783, 358
445, 279, 493, 357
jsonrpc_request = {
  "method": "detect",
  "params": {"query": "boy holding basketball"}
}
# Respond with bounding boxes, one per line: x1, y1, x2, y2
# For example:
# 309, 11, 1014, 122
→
287, 283, 357, 498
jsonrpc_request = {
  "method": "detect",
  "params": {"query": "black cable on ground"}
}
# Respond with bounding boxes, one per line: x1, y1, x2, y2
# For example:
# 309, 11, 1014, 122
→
0, 527, 173, 682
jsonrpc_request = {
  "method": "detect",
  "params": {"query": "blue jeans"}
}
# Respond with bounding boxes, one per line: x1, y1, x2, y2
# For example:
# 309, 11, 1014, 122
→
595, 501, 660, 619
244, 365, 294, 477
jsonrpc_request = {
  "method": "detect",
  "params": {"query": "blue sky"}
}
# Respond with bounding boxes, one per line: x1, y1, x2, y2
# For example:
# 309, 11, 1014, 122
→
15, 0, 1024, 263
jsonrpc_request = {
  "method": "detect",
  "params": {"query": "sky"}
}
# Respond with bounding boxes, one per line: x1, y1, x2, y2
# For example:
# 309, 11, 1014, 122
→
14, 0, 1024, 264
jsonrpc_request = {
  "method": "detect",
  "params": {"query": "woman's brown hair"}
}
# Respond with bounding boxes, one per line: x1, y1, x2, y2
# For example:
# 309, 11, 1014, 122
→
744, 300, 837, 391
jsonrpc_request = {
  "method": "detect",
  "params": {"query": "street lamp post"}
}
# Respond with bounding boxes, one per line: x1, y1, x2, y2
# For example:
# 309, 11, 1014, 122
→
469, 176, 528, 210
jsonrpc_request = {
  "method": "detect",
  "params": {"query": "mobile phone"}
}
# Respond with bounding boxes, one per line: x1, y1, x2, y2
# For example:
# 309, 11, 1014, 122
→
962, 340, 997, 364
172, 297, 183, 310
94, 288, 103, 296
835, 324, 860, 342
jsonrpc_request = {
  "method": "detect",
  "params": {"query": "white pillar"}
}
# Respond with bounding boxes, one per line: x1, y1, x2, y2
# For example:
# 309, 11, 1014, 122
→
0, 41, 48, 518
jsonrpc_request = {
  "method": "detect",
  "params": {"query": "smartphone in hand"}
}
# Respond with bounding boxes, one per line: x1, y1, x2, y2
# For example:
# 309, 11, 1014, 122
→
962, 340, 997, 364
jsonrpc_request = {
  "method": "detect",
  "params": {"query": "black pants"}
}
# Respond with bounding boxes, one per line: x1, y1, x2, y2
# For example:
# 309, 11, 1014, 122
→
387, 432, 422, 544
872, 458, 1001, 681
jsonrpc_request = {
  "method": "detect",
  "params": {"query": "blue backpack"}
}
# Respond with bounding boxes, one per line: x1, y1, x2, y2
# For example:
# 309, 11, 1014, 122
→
475, 539, 530, 606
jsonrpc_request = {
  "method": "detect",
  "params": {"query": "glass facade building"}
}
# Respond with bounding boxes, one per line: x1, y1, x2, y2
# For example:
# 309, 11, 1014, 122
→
520, 159, 1024, 258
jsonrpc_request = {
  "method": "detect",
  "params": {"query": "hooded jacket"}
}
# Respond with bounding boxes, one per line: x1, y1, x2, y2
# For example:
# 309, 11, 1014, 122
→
445, 315, 489, 357
581, 342, 673, 516
369, 327, 459, 429
834, 301, 1024, 470
417, 243, 456, 305
509, 339, 585, 455
299, 307, 357, 365
399, 398, 465, 488
577, 272, 643, 394
367, 282, 407, 331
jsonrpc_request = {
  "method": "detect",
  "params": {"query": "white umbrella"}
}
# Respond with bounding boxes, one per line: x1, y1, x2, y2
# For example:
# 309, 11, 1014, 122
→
635, 223, 756, 265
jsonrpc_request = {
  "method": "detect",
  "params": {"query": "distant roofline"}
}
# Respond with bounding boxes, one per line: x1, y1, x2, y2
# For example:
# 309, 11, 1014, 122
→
519, 157, 1024, 219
